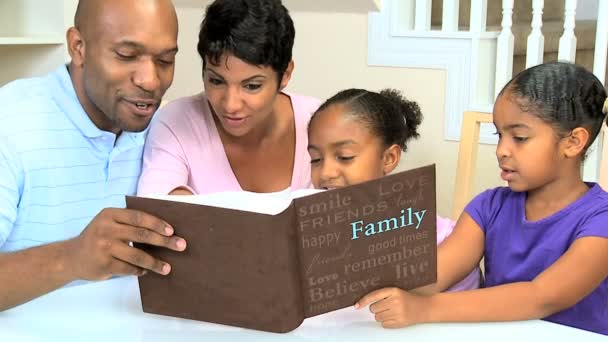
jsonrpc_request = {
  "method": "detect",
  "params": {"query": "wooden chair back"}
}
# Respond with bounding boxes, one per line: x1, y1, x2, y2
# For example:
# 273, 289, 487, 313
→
452, 111, 493, 220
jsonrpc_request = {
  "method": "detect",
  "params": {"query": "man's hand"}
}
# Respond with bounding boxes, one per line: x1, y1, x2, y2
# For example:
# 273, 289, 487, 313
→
66, 208, 187, 281
355, 287, 430, 328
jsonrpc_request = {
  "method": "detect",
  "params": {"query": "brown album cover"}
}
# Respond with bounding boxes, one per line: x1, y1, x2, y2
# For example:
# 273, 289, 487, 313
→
126, 164, 437, 333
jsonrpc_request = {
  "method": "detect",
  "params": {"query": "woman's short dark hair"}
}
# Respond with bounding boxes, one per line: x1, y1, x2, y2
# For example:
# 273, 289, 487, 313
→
197, 0, 295, 78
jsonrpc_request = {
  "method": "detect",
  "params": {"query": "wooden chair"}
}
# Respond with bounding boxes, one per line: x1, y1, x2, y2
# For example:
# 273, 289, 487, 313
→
452, 113, 608, 220
452, 111, 493, 220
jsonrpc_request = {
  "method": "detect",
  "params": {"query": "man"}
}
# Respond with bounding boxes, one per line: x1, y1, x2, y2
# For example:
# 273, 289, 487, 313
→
0, 0, 185, 310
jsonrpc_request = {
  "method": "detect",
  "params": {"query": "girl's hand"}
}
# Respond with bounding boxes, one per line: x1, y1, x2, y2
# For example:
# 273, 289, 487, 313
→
355, 287, 430, 328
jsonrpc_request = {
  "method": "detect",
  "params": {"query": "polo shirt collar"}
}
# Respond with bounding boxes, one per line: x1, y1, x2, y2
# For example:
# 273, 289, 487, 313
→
47, 65, 147, 146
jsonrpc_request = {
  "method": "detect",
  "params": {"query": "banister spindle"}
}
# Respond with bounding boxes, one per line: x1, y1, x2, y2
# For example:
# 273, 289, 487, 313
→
526, 0, 545, 68
494, 0, 514, 98
558, 0, 578, 62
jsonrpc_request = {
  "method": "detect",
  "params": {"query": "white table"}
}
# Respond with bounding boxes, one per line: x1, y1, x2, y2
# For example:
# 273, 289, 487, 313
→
0, 276, 604, 342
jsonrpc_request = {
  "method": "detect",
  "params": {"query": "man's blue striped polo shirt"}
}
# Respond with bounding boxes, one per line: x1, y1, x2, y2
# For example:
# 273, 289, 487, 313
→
0, 65, 146, 252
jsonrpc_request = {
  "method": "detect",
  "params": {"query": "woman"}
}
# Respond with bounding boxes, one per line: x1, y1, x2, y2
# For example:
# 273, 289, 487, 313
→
138, 0, 320, 195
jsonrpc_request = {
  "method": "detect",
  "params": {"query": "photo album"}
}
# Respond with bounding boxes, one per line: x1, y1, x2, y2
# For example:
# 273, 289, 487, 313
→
126, 164, 437, 333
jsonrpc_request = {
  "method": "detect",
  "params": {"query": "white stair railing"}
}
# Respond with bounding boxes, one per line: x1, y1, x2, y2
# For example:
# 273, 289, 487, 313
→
593, 0, 608, 187
558, 0, 578, 62
593, 0, 608, 84
442, 0, 460, 32
371, 0, 608, 206
414, 0, 432, 31
526, 0, 545, 68
469, 0, 488, 33
494, 0, 514, 97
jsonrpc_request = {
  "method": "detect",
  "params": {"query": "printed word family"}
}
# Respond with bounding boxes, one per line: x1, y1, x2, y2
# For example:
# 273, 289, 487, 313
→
350, 207, 427, 240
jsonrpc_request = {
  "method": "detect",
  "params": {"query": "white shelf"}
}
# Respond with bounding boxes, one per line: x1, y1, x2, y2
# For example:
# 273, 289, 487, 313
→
0, 0, 69, 86
0, 36, 65, 45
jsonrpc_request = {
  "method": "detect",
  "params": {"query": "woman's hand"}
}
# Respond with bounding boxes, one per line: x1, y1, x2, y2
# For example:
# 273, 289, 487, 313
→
169, 187, 194, 195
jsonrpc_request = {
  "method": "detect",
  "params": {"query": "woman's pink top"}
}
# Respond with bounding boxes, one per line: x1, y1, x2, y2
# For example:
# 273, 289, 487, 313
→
137, 92, 321, 195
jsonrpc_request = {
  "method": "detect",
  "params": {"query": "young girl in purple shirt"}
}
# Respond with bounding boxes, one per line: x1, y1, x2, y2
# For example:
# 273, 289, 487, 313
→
355, 62, 608, 335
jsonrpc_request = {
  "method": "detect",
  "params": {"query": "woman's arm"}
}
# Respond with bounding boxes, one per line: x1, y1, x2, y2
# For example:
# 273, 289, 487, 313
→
137, 117, 192, 196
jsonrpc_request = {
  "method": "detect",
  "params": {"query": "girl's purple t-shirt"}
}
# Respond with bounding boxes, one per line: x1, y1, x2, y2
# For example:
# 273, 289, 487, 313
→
465, 184, 608, 335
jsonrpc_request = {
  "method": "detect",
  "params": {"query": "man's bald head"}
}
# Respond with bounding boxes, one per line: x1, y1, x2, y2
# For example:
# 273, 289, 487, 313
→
74, 0, 177, 38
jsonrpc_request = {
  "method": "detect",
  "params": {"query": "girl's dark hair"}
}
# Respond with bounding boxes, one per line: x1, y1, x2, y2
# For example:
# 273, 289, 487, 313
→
310, 88, 423, 152
197, 0, 295, 80
499, 62, 608, 150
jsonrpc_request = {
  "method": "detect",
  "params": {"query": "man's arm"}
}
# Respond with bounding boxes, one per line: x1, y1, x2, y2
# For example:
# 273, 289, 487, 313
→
0, 240, 81, 310
0, 135, 186, 310
0, 135, 77, 310
0, 208, 187, 311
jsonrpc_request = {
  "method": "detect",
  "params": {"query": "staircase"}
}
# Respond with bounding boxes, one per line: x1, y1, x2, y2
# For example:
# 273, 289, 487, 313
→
431, 0, 608, 82
367, 0, 608, 183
